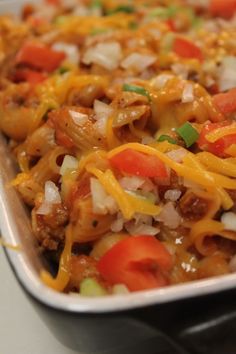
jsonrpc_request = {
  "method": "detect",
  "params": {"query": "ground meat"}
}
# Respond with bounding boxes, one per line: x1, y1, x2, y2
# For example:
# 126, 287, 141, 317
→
179, 191, 209, 220
158, 171, 186, 200
33, 203, 69, 251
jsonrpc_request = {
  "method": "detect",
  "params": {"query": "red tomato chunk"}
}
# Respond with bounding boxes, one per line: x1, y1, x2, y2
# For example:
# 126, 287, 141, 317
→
97, 236, 173, 292
109, 149, 168, 178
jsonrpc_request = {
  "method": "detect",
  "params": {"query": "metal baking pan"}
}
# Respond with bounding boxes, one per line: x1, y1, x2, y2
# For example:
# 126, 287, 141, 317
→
1, 2, 236, 353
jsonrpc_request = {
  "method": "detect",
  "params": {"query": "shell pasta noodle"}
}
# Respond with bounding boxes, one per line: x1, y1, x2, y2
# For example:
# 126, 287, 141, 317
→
2, 0, 236, 296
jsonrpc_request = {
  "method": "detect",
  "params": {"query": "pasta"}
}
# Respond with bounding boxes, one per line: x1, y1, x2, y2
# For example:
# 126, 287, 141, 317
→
1, 0, 236, 295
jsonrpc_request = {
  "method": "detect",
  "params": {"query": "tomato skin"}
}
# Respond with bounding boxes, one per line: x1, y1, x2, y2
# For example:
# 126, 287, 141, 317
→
173, 37, 203, 62
197, 121, 236, 157
165, 19, 176, 32
13, 68, 47, 86
16, 42, 66, 72
97, 236, 173, 292
209, 0, 236, 19
109, 149, 168, 178
213, 89, 236, 115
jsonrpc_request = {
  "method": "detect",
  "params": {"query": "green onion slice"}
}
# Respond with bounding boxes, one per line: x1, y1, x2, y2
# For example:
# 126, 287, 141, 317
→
157, 135, 177, 144
90, 0, 102, 9
90, 28, 108, 35
176, 122, 199, 148
58, 67, 70, 75
122, 84, 150, 99
107, 5, 135, 14
80, 278, 107, 297
149, 5, 178, 19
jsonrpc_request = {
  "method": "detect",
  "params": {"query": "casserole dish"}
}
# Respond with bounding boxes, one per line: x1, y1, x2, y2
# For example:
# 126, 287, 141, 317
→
1, 1, 236, 353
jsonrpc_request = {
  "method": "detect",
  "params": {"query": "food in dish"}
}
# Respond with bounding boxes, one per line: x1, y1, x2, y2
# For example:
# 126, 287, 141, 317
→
1, 0, 236, 296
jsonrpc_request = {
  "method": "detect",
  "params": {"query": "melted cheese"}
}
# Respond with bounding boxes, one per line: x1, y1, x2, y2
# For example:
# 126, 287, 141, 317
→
183, 153, 233, 210
206, 124, 236, 143
107, 142, 236, 190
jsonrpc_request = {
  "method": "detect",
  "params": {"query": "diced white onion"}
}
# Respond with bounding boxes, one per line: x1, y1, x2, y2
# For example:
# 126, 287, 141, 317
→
110, 217, 124, 233
52, 42, 80, 64
164, 189, 182, 202
150, 74, 174, 90
221, 212, 236, 232
60, 155, 79, 176
141, 136, 156, 145
36, 202, 53, 215
37, 181, 62, 214
171, 63, 189, 80
125, 222, 160, 236
62, 0, 79, 7
182, 83, 194, 103
94, 100, 113, 120
157, 202, 181, 229
148, 28, 161, 39
119, 176, 145, 191
94, 119, 107, 137
90, 178, 118, 215
45, 181, 61, 204
83, 42, 122, 70
112, 284, 130, 295
73, 5, 90, 16
134, 214, 153, 226
69, 110, 88, 126
166, 149, 187, 163
218, 56, 236, 92
121, 53, 156, 72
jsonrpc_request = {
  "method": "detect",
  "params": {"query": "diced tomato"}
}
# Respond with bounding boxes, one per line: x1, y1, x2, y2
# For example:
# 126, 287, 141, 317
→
173, 37, 203, 62
15, 42, 66, 72
97, 236, 173, 292
109, 149, 168, 178
197, 121, 236, 157
209, 0, 236, 19
27, 16, 49, 27
165, 19, 176, 32
13, 68, 47, 86
213, 88, 236, 115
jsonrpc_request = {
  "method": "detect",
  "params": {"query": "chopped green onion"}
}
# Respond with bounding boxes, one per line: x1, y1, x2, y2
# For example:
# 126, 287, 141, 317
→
90, 0, 102, 9
176, 122, 199, 148
149, 7, 169, 19
149, 5, 178, 19
53, 15, 67, 25
128, 21, 138, 30
160, 32, 175, 53
58, 67, 70, 75
192, 16, 203, 29
90, 28, 108, 35
157, 135, 177, 145
122, 84, 150, 100
107, 5, 135, 15
80, 278, 107, 297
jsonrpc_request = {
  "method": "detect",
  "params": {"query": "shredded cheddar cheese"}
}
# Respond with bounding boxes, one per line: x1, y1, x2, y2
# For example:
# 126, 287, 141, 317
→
108, 143, 236, 190
205, 124, 236, 143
